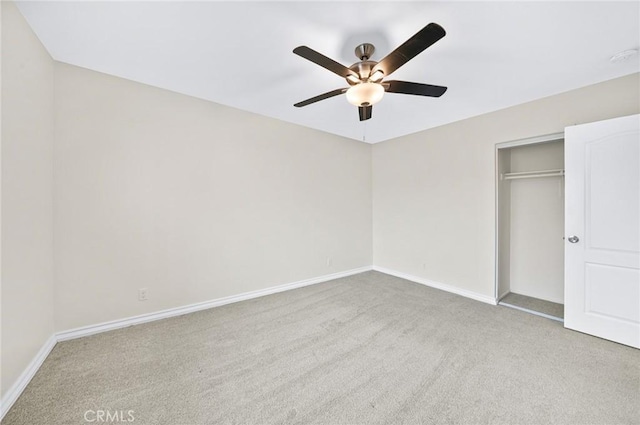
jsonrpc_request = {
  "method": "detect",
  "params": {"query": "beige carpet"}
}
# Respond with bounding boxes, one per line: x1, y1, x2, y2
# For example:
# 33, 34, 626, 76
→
3, 271, 639, 424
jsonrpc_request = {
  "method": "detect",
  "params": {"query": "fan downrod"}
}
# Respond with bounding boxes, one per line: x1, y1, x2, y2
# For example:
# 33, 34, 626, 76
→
354, 43, 375, 61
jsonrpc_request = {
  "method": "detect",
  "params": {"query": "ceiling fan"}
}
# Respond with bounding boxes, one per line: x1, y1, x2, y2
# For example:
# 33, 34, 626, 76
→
293, 23, 448, 121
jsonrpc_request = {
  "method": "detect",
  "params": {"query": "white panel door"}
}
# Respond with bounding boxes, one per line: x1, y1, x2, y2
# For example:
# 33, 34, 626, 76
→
565, 114, 640, 348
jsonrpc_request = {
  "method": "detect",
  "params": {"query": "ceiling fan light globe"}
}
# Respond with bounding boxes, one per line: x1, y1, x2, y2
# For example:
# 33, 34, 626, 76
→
346, 83, 384, 107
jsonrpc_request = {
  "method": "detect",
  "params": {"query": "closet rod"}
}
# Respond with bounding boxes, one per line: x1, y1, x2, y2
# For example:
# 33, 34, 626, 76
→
502, 169, 565, 180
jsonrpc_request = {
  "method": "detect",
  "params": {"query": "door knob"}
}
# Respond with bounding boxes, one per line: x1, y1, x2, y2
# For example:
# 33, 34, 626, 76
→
568, 236, 580, 243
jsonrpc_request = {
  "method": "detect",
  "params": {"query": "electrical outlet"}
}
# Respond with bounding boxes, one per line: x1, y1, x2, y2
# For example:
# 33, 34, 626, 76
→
326, 257, 332, 267
138, 288, 148, 301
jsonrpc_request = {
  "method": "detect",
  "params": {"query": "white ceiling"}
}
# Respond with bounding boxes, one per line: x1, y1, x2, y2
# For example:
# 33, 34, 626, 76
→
16, 1, 640, 143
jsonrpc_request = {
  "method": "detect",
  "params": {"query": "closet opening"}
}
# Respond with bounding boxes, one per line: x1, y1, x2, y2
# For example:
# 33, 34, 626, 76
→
495, 133, 565, 321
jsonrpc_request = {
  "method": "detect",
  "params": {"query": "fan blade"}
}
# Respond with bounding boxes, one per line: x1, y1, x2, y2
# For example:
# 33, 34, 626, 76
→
294, 88, 348, 107
373, 23, 446, 77
385, 80, 447, 97
358, 105, 372, 121
293, 46, 357, 79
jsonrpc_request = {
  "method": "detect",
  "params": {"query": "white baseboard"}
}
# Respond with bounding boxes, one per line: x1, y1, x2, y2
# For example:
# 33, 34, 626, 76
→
0, 334, 57, 421
372, 266, 497, 305
57, 266, 373, 342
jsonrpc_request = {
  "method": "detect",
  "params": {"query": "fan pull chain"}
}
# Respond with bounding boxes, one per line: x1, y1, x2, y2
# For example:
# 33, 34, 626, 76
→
362, 121, 367, 143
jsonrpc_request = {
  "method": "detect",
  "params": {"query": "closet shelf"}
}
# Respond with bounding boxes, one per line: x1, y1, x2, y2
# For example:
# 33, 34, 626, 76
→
502, 169, 565, 180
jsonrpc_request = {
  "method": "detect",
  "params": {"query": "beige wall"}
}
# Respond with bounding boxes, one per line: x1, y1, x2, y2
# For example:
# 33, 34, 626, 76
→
53, 63, 373, 331
373, 73, 640, 299
1, 1, 55, 398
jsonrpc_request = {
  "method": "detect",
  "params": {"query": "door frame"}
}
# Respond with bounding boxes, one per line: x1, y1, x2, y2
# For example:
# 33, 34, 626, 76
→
494, 132, 564, 303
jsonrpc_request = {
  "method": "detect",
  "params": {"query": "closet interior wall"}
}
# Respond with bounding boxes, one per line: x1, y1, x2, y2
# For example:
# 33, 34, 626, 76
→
497, 140, 565, 304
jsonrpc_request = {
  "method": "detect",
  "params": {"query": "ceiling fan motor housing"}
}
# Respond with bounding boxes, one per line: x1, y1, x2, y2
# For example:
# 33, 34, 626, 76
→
347, 60, 378, 85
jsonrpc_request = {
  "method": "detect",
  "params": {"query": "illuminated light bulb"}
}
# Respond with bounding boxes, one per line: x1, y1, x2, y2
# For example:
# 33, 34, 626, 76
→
346, 83, 384, 106
369, 70, 384, 83
346, 74, 361, 85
